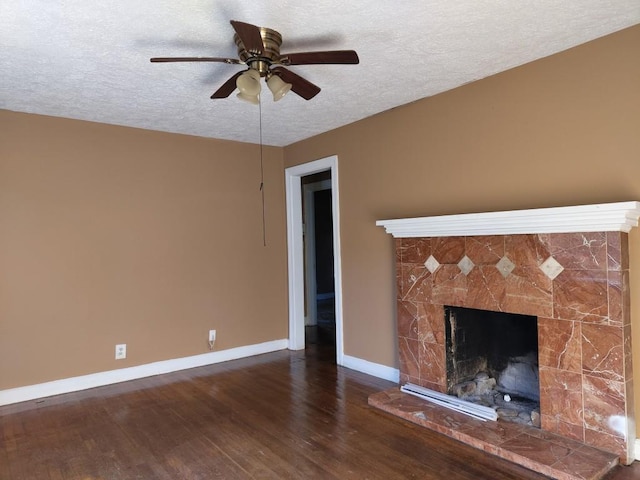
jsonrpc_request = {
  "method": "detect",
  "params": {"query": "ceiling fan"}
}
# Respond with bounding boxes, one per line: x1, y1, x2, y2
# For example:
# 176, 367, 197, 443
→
150, 20, 359, 103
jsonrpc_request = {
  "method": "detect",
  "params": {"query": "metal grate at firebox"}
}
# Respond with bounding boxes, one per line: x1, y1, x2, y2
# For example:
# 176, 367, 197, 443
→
401, 383, 498, 421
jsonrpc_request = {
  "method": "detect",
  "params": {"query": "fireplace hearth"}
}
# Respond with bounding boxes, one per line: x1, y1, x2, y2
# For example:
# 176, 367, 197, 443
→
374, 202, 640, 473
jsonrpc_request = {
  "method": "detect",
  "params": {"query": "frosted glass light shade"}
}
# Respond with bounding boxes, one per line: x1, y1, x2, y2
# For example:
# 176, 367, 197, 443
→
236, 92, 260, 104
267, 75, 292, 101
236, 69, 261, 96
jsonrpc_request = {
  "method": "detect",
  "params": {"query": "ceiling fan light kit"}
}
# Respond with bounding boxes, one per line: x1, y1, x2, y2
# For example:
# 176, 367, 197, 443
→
266, 74, 292, 102
234, 69, 292, 104
150, 20, 359, 103
236, 69, 262, 103
236, 91, 260, 105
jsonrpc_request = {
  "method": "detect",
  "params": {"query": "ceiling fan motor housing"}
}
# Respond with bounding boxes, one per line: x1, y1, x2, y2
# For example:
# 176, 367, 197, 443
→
234, 27, 283, 76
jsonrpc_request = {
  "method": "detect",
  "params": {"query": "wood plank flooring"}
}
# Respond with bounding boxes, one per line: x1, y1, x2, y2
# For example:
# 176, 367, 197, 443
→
1, 345, 639, 479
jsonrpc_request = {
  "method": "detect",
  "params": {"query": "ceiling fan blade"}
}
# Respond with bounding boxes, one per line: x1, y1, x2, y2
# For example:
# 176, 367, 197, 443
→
150, 57, 241, 64
230, 20, 264, 55
279, 50, 359, 66
271, 67, 321, 100
211, 71, 242, 99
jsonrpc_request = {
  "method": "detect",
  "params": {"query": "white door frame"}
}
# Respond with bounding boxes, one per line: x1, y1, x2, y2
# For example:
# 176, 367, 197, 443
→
285, 155, 344, 365
303, 178, 332, 327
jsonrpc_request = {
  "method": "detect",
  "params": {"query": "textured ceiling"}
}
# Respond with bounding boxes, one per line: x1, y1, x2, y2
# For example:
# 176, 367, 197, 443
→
1, 1, 639, 147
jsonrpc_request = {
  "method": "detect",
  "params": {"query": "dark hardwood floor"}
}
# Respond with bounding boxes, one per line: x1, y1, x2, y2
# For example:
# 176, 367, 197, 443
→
1, 345, 639, 479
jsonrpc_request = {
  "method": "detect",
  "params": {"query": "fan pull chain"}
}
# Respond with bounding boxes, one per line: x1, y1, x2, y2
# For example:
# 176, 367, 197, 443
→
259, 99, 266, 247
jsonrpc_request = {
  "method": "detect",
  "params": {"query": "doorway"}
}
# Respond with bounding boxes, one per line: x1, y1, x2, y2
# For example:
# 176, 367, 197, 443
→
285, 155, 344, 365
302, 173, 335, 349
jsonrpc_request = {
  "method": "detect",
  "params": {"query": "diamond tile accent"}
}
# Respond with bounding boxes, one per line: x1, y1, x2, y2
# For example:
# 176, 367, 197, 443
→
496, 256, 515, 278
424, 255, 441, 274
457, 255, 475, 276
540, 256, 564, 280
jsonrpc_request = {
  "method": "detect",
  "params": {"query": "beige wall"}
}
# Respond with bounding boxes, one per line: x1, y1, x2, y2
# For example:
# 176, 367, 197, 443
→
2, 24, 639, 435
284, 26, 640, 429
0, 112, 288, 389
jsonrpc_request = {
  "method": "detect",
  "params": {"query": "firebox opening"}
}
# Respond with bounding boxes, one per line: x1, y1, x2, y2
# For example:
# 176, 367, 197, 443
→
445, 306, 540, 427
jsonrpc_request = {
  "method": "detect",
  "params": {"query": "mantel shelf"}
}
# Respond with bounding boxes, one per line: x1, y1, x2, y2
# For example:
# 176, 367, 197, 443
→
376, 201, 640, 238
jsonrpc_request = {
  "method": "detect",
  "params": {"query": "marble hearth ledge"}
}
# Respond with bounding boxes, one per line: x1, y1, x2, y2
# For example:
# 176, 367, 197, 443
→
376, 201, 640, 238
370, 388, 619, 480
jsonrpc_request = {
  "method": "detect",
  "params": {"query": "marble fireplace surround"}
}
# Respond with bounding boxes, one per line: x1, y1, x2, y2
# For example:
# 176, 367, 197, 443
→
376, 202, 640, 466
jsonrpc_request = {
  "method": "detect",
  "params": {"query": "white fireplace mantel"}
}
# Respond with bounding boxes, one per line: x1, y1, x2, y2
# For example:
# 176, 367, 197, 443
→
376, 201, 640, 238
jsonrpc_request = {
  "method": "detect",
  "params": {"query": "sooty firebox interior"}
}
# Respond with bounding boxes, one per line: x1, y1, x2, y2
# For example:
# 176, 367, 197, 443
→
445, 306, 539, 412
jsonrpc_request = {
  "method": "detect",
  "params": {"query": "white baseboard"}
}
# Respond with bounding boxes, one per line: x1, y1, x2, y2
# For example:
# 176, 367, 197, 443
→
0, 339, 288, 406
342, 354, 399, 383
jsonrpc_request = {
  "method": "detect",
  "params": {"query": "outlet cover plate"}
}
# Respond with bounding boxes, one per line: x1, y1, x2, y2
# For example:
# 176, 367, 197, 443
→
115, 343, 127, 360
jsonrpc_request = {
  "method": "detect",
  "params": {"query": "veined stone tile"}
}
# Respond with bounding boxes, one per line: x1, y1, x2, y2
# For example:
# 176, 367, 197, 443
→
419, 342, 446, 387
554, 420, 585, 443
624, 326, 633, 380
607, 270, 625, 325
432, 236, 465, 264
582, 375, 625, 437
397, 300, 419, 340
466, 267, 505, 312
554, 269, 608, 323
503, 268, 553, 317
538, 318, 581, 373
465, 236, 504, 264
499, 434, 572, 468
402, 268, 432, 303
417, 302, 445, 345
550, 233, 607, 271
506, 234, 552, 267
539, 367, 584, 426
551, 447, 619, 480
606, 232, 624, 272
431, 265, 467, 306
398, 263, 428, 301
582, 324, 624, 381
401, 238, 432, 264
584, 428, 629, 464
398, 337, 420, 379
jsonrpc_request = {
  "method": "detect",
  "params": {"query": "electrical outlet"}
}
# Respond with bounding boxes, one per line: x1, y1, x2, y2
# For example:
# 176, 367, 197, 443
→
208, 330, 216, 351
115, 343, 127, 360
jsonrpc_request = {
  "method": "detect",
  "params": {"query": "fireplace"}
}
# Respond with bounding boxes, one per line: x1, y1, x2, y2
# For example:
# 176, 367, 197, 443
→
374, 202, 640, 468
445, 306, 540, 426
